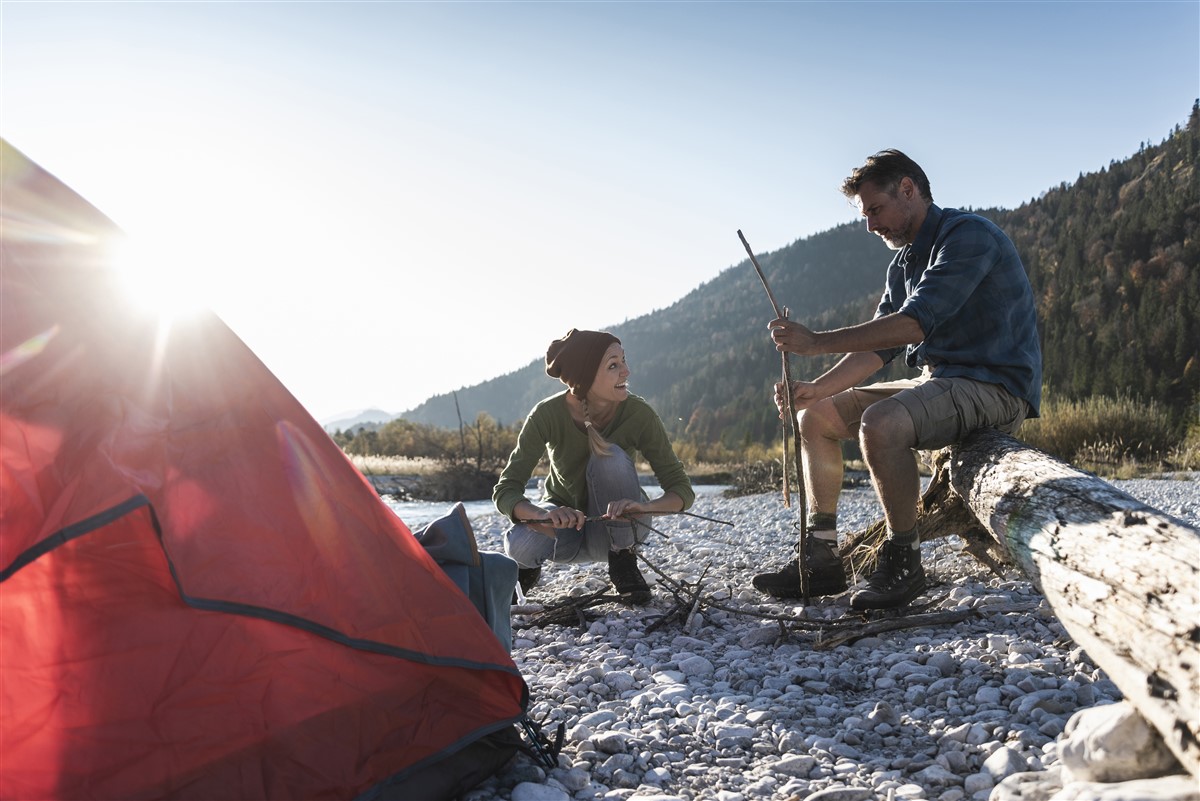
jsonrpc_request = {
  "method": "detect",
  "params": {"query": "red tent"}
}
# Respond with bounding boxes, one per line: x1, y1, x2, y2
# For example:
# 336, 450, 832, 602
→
0, 140, 527, 800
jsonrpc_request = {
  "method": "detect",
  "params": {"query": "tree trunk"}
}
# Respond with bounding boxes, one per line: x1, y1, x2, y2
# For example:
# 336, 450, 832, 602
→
948, 428, 1200, 778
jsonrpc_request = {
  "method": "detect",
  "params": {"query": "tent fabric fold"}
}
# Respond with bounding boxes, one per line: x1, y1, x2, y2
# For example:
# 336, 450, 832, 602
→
0, 139, 527, 800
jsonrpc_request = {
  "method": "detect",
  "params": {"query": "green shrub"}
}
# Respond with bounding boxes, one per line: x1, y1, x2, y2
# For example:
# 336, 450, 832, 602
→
1016, 394, 1180, 476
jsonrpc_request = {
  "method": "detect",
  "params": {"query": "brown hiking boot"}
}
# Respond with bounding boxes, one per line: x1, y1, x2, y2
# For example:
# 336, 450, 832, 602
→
752, 536, 848, 599
850, 538, 926, 610
607, 548, 651, 604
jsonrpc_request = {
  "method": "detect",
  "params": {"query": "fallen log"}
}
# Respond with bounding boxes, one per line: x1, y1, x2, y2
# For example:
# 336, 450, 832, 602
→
946, 427, 1200, 779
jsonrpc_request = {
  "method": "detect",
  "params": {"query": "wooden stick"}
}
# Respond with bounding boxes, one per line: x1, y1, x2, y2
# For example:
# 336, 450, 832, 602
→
780, 306, 792, 507
737, 229, 810, 602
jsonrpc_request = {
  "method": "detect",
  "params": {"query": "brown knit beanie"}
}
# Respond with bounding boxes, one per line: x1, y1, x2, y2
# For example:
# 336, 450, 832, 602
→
545, 328, 621, 397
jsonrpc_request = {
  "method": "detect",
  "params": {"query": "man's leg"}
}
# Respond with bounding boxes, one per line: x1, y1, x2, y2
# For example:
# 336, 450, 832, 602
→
851, 397, 926, 610
802, 399, 851, 519
858, 401, 920, 533
752, 398, 851, 599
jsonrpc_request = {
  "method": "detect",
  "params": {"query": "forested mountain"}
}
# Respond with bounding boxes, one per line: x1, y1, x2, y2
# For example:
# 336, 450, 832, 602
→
400, 103, 1199, 446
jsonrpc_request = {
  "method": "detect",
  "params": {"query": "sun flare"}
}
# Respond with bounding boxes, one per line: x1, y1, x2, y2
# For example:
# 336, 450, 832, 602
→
109, 234, 214, 322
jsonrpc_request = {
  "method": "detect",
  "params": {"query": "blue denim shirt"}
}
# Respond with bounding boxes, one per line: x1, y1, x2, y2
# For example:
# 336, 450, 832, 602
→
875, 204, 1042, 416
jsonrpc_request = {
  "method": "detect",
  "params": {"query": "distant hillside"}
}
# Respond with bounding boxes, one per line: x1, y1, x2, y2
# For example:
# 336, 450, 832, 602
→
323, 408, 395, 433
399, 102, 1199, 447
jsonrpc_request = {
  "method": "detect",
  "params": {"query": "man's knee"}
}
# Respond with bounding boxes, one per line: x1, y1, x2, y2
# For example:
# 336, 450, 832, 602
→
799, 398, 850, 441
859, 400, 916, 451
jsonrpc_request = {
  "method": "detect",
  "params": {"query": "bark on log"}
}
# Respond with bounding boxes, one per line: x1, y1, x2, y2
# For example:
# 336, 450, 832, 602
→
948, 427, 1200, 779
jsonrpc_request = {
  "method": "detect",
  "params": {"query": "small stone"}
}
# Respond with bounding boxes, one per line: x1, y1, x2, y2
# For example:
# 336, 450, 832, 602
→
801, 787, 873, 801
989, 768, 1063, 801
593, 731, 633, 755
677, 655, 715, 677
975, 686, 1003, 705
983, 746, 1028, 780
774, 754, 816, 776
579, 710, 618, 728
914, 764, 962, 787
962, 772, 993, 795
510, 782, 571, 801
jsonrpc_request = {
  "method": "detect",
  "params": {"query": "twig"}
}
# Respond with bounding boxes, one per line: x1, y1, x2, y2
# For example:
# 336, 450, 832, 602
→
516, 510, 733, 527
520, 589, 619, 628
738, 229, 809, 602
813, 602, 1042, 649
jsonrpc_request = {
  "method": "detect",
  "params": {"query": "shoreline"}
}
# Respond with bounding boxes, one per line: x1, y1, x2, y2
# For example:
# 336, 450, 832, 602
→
457, 477, 1199, 801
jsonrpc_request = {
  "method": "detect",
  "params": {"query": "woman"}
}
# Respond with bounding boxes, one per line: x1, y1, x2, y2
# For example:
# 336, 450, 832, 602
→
493, 328, 694, 604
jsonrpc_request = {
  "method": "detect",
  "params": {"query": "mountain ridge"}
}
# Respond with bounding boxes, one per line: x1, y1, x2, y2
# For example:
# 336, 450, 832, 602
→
363, 103, 1200, 445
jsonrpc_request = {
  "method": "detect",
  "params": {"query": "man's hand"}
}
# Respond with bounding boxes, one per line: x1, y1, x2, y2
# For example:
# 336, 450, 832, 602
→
768, 317, 821, 356
774, 380, 823, 419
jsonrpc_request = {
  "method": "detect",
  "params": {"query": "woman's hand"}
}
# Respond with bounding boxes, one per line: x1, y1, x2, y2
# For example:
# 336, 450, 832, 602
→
604, 498, 646, 520
542, 505, 586, 531
515, 501, 584, 536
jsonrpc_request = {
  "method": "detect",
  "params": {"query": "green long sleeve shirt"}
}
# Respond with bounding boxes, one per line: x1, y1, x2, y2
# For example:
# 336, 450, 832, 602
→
493, 391, 694, 521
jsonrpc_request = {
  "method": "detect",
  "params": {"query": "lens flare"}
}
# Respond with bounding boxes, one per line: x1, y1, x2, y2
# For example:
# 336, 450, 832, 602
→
109, 235, 212, 322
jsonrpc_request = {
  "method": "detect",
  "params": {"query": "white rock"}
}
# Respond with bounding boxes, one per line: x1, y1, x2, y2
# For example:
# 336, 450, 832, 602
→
914, 764, 962, 786
962, 772, 993, 795
975, 686, 1003, 705
605, 671, 638, 692
593, 731, 633, 754
677, 655, 715, 677
801, 787, 873, 801
643, 766, 672, 784
1050, 775, 1200, 801
773, 754, 816, 776
510, 782, 570, 801
740, 625, 782, 648
990, 768, 1064, 801
1058, 702, 1182, 783
558, 767, 590, 791
566, 724, 593, 743
984, 745, 1029, 780
579, 710, 618, 728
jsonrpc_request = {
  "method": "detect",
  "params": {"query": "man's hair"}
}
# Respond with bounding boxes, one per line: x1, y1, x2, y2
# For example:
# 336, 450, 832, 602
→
840, 149, 933, 203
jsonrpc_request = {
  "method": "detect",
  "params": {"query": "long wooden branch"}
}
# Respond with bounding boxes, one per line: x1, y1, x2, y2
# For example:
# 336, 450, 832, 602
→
737, 230, 809, 601
945, 428, 1200, 778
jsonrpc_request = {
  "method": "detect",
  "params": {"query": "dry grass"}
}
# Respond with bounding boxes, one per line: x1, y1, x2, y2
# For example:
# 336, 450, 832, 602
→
1017, 394, 1196, 478
347, 454, 441, 476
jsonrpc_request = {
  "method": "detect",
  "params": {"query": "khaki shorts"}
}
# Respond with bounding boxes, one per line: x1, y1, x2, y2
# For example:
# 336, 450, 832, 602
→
831, 372, 1028, 451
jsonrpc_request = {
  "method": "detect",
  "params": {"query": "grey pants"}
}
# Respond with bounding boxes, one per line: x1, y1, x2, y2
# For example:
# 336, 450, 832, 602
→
503, 448, 648, 568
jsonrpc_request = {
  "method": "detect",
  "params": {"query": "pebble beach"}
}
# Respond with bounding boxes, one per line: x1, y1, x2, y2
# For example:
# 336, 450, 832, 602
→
453, 476, 1200, 801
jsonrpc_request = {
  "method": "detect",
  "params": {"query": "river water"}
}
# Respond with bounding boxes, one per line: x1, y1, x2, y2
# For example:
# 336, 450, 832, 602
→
383, 483, 733, 531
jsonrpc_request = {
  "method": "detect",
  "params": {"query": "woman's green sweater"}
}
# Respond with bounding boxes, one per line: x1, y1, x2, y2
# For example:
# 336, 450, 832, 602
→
493, 391, 694, 521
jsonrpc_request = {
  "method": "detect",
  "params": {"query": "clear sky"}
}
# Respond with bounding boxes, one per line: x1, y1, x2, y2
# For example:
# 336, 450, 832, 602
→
3, 1, 1197, 423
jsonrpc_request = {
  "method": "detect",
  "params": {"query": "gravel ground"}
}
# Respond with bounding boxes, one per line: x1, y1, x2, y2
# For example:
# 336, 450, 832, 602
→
457, 474, 1199, 801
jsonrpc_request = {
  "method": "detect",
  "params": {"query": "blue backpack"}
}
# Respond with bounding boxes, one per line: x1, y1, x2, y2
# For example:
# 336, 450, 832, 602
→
413, 502, 519, 651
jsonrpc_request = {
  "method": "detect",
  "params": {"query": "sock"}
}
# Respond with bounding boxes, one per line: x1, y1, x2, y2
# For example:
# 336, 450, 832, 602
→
808, 512, 837, 531
889, 525, 920, 549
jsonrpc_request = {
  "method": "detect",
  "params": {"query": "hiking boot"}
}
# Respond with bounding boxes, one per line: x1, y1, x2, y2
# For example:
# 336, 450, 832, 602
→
752, 536, 848, 600
850, 538, 926, 610
607, 548, 651, 604
518, 567, 541, 594
512, 566, 541, 603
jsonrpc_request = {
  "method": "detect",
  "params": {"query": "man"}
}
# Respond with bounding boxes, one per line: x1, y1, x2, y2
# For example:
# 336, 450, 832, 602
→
754, 149, 1042, 610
